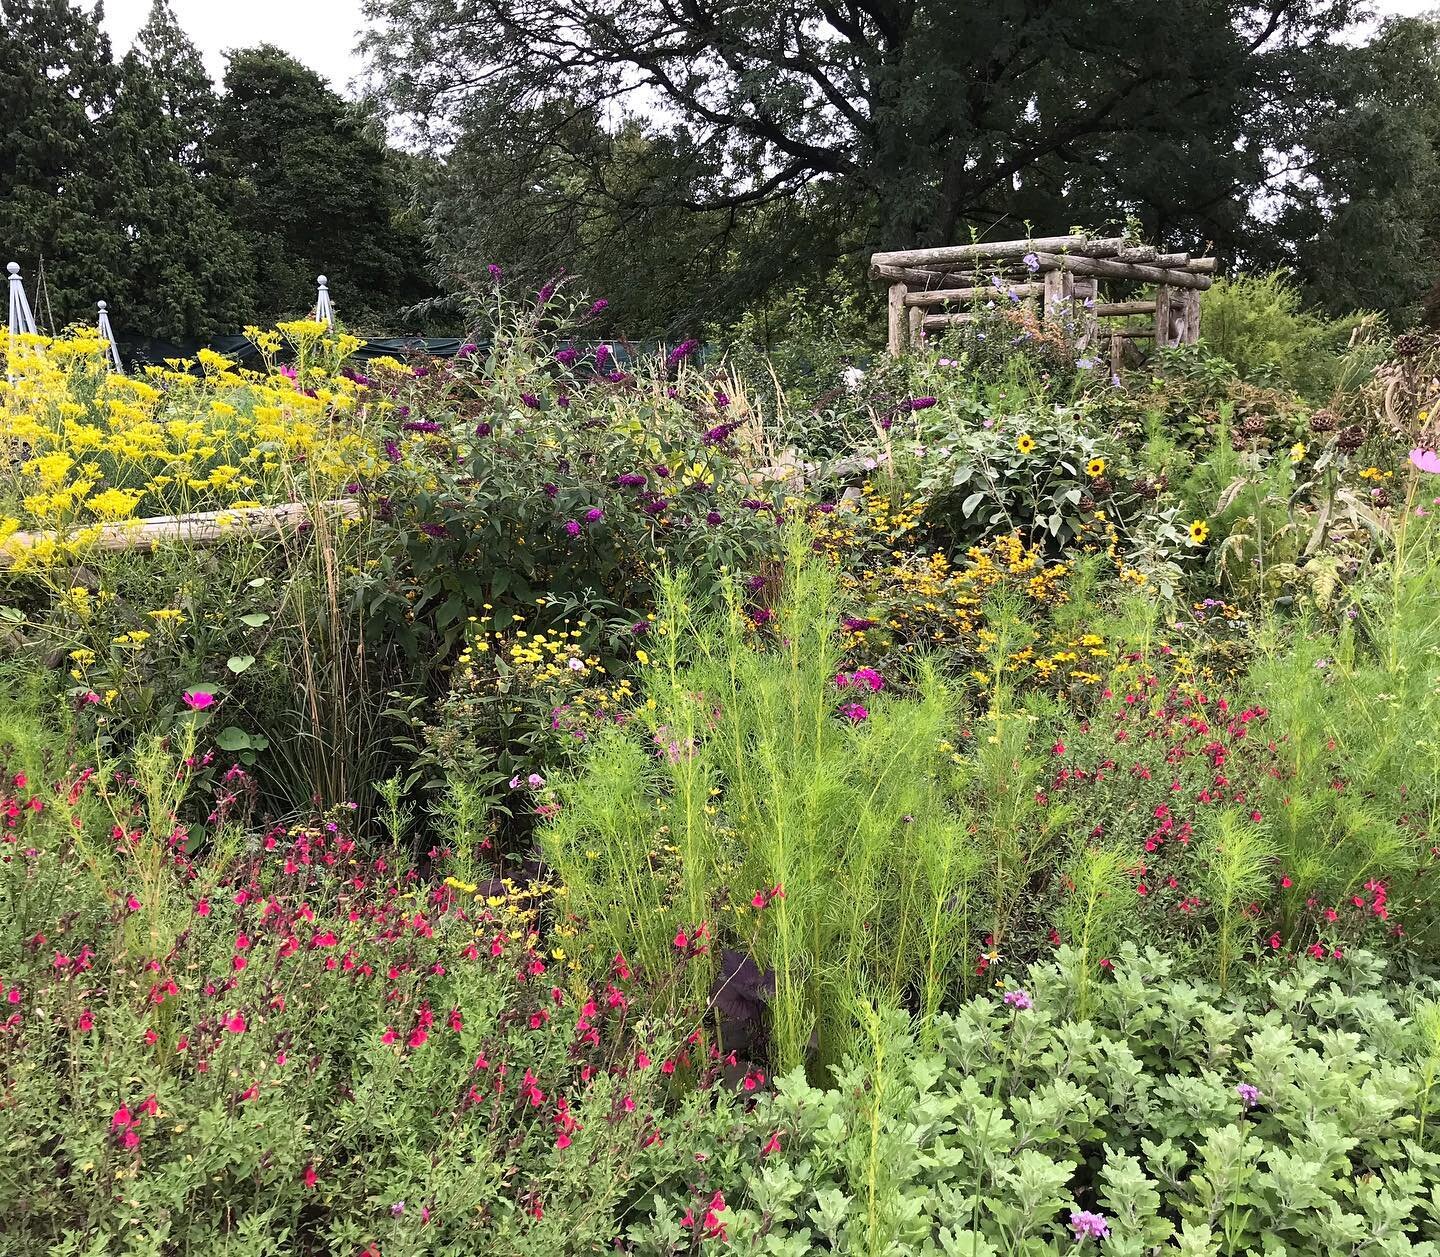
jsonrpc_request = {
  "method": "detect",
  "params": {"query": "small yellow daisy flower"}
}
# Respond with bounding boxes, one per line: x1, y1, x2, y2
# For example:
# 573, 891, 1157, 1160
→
1187, 519, 1210, 545
1017, 434, 1036, 455
1085, 456, 1106, 477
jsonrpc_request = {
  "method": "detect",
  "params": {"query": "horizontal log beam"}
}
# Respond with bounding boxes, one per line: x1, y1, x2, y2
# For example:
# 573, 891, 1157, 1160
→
0, 498, 364, 568
920, 312, 977, 329
872, 235, 1129, 269
1031, 252, 1213, 291
904, 283, 1046, 306
1094, 300, 1160, 317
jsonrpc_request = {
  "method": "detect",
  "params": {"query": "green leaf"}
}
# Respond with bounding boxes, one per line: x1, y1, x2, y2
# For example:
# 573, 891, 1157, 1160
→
226, 655, 256, 674
238, 612, 270, 627
215, 726, 252, 751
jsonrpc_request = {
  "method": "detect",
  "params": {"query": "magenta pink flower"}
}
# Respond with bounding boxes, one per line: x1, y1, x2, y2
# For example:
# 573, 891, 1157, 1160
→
182, 691, 215, 711
1411, 448, 1440, 474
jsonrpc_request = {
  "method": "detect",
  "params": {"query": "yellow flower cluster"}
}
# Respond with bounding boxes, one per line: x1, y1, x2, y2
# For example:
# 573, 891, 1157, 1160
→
840, 532, 1125, 691
457, 613, 605, 689
0, 324, 385, 571
812, 481, 926, 560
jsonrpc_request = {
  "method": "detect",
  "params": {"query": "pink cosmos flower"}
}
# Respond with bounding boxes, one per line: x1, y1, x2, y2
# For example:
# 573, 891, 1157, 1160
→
182, 690, 215, 711
1411, 448, 1440, 474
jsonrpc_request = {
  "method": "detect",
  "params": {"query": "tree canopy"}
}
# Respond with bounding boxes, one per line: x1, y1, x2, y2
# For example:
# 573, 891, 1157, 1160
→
363, 0, 1440, 330
0, 0, 434, 338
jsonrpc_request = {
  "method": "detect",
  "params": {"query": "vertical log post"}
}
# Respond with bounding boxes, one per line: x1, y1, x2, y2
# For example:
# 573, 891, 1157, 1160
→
907, 305, 924, 350
887, 281, 907, 356
1042, 268, 1065, 323
1153, 284, 1174, 348
1182, 288, 1202, 344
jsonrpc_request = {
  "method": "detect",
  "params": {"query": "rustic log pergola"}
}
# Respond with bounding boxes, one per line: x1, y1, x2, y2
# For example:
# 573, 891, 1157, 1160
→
870, 234, 1216, 370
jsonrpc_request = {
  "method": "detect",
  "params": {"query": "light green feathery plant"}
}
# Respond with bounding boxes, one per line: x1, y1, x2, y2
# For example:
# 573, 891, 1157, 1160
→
543, 528, 981, 1071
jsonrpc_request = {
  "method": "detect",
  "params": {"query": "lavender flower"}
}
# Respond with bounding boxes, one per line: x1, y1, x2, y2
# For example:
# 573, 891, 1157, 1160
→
589, 298, 609, 316
1023, 251, 1041, 273
555, 348, 578, 366
1236, 1082, 1261, 1108
401, 420, 440, 433
1003, 988, 1032, 1010
1070, 1212, 1109, 1241
487, 263, 503, 282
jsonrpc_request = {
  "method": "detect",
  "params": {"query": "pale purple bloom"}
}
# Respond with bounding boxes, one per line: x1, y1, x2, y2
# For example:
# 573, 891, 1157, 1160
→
1070, 1211, 1109, 1240
527, 773, 545, 788
1023, 252, 1040, 273
1003, 988, 1032, 1010
1236, 1082, 1261, 1108
1410, 448, 1440, 474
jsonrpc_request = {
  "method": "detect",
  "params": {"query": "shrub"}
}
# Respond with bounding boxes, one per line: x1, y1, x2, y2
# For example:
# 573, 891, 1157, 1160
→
0, 720, 705, 1257
1199, 271, 1378, 404
627, 945, 1440, 1256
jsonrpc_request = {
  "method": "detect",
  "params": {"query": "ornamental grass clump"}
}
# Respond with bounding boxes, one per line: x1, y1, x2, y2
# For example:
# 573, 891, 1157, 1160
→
542, 530, 983, 1071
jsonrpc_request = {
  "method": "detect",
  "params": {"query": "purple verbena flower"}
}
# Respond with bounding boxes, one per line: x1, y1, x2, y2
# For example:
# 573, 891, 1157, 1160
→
838, 703, 869, 723
585, 507, 603, 523
1070, 1212, 1109, 1241
564, 520, 581, 537
1237, 1082, 1261, 1108
1003, 988, 1032, 1010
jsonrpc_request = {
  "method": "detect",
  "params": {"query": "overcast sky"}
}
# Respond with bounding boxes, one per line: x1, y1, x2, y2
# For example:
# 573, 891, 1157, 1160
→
91, 0, 1439, 97
92, 0, 371, 91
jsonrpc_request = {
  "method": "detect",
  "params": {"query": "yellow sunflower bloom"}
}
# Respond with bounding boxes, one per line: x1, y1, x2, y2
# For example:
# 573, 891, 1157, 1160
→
1016, 434, 1036, 455
1187, 519, 1210, 546
1086, 457, 1106, 477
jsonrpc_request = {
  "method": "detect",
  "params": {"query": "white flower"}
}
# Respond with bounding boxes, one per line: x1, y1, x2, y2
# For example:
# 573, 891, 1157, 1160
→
841, 366, 866, 391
